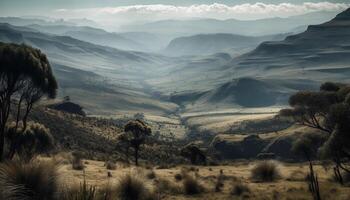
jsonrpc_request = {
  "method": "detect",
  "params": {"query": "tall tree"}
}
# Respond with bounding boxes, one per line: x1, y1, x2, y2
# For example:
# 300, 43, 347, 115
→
122, 119, 151, 166
0, 43, 57, 161
280, 82, 350, 174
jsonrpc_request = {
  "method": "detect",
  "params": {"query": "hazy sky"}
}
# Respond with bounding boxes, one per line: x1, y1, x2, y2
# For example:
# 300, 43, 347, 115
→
1, 1, 349, 26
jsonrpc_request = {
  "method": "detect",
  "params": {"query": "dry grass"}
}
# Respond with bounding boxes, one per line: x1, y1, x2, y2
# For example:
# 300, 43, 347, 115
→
0, 160, 59, 200
182, 175, 205, 195
54, 159, 350, 200
230, 182, 250, 196
251, 161, 281, 182
105, 161, 117, 170
115, 174, 151, 200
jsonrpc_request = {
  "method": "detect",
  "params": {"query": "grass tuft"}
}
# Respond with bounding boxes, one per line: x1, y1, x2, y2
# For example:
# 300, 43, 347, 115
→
251, 161, 280, 182
0, 160, 58, 200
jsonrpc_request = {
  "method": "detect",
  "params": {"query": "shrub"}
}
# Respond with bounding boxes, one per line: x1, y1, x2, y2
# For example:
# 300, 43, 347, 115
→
146, 170, 156, 179
72, 152, 85, 170
214, 173, 225, 192
230, 182, 250, 196
105, 161, 117, 170
115, 174, 150, 200
154, 178, 182, 195
251, 161, 280, 182
174, 173, 182, 181
182, 176, 204, 195
0, 160, 58, 200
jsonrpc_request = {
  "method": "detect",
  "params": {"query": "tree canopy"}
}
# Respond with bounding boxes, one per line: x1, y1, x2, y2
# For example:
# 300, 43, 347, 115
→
0, 42, 57, 161
280, 82, 350, 173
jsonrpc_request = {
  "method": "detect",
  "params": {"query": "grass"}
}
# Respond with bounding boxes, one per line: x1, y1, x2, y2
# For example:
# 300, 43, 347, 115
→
115, 174, 151, 200
0, 160, 59, 200
230, 182, 250, 196
182, 175, 205, 195
105, 161, 117, 170
251, 161, 281, 182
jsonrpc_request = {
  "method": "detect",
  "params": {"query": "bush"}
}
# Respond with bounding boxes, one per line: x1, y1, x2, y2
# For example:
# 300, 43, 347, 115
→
0, 160, 58, 200
146, 170, 156, 179
72, 152, 85, 170
230, 182, 250, 196
174, 173, 182, 181
214, 173, 225, 192
182, 176, 204, 195
154, 178, 182, 195
251, 161, 280, 182
105, 161, 117, 170
115, 174, 150, 200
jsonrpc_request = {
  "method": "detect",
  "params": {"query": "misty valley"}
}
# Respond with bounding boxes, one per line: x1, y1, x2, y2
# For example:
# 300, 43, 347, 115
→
0, 2, 350, 200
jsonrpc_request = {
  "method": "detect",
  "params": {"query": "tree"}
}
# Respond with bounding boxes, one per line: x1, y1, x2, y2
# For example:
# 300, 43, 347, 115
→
181, 143, 206, 165
280, 82, 350, 175
0, 43, 57, 161
121, 120, 151, 166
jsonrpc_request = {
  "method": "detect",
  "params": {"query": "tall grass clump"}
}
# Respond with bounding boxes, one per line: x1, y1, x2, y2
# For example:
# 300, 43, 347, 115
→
115, 174, 151, 200
251, 161, 280, 182
230, 182, 250, 196
182, 175, 204, 195
0, 160, 58, 200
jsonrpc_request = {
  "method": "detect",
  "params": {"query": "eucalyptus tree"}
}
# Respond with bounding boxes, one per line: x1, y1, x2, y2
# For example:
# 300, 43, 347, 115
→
122, 119, 152, 165
0, 43, 57, 161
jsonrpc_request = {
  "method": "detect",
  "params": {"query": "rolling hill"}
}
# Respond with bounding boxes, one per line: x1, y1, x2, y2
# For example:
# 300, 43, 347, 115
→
26, 24, 148, 51
0, 23, 178, 115
164, 33, 291, 56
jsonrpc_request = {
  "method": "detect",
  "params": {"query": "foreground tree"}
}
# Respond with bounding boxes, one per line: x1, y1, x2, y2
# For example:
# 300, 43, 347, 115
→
0, 43, 58, 161
280, 82, 350, 175
121, 120, 151, 165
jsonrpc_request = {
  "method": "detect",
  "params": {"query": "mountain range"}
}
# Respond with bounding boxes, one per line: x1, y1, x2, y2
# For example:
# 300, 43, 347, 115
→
0, 8, 349, 114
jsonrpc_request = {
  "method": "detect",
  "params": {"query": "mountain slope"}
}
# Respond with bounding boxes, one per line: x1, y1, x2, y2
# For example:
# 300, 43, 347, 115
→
26, 24, 148, 51
228, 7, 350, 80
0, 23, 177, 115
164, 33, 290, 56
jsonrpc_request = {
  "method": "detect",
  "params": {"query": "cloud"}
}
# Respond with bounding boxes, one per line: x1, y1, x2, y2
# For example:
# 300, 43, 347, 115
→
54, 2, 349, 25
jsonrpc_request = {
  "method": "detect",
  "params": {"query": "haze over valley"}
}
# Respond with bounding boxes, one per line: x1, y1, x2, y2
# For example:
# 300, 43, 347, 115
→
1, 1, 350, 199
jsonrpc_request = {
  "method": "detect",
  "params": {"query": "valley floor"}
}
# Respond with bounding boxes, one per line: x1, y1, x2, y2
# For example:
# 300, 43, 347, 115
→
56, 158, 350, 200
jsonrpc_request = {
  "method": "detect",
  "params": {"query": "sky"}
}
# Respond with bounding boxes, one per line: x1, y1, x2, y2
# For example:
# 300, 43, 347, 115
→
0, 0, 349, 26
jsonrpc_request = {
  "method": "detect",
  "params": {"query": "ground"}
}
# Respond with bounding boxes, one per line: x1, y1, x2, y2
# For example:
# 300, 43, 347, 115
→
55, 158, 350, 200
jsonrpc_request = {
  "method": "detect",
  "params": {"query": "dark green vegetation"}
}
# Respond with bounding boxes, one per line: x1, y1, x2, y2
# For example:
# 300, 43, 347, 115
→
121, 120, 152, 166
280, 82, 350, 188
0, 42, 57, 161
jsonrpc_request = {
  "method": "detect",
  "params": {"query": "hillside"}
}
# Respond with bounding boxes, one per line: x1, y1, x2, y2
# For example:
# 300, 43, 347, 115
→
229, 8, 350, 80
164, 33, 290, 56
0, 23, 178, 115
26, 24, 148, 51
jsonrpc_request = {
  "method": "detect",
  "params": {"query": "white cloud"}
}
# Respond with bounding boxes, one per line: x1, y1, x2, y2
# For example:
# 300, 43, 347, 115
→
54, 2, 349, 26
